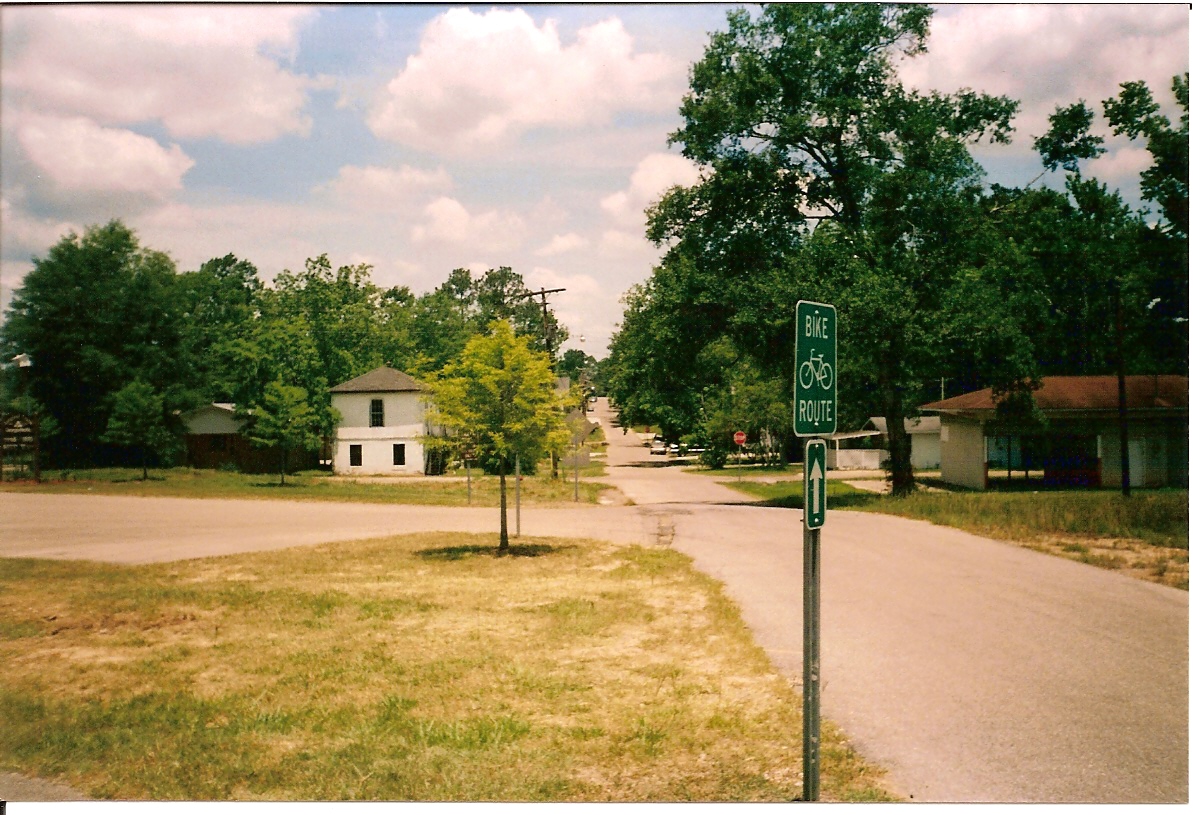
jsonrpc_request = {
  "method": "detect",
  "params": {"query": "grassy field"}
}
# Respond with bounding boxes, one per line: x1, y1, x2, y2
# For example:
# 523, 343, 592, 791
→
723, 478, 1190, 590
0, 532, 893, 802
0, 466, 609, 507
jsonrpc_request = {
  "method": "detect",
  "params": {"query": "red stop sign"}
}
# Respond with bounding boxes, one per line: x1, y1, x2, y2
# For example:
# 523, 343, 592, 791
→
733, 430, 746, 446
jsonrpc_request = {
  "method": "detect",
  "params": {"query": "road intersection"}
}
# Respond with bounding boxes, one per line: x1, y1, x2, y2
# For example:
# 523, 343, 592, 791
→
0, 397, 1186, 802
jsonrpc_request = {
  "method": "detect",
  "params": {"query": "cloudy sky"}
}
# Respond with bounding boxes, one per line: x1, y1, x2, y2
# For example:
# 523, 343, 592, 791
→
1, 3, 1188, 356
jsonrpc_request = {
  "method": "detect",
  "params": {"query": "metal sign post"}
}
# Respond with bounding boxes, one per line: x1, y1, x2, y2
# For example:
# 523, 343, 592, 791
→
794, 302, 835, 802
734, 430, 746, 480
802, 437, 827, 801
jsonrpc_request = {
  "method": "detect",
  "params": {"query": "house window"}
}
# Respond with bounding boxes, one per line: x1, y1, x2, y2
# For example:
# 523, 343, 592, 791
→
370, 399, 384, 427
350, 444, 362, 467
393, 443, 406, 466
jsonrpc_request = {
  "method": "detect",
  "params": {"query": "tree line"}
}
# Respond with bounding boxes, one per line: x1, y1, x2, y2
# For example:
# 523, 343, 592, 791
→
0, 220, 579, 472
604, 4, 1188, 492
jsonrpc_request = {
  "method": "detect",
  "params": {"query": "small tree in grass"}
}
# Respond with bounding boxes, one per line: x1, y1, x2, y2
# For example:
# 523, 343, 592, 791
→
429, 320, 565, 552
248, 380, 321, 486
101, 380, 175, 480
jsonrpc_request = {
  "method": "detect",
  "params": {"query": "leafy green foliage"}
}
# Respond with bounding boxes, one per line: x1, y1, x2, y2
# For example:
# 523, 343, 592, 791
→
1034, 75, 1189, 376
100, 380, 177, 480
246, 381, 323, 485
1, 222, 573, 471
1103, 74, 1189, 237
1034, 102, 1106, 172
0, 221, 189, 467
611, 3, 1021, 496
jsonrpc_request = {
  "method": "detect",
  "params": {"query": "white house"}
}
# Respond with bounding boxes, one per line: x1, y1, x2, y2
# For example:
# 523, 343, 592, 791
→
330, 367, 429, 475
921, 376, 1188, 490
863, 416, 942, 470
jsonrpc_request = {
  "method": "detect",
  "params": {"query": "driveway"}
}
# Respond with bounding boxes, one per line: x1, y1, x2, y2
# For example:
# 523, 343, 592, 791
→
1, 400, 1187, 802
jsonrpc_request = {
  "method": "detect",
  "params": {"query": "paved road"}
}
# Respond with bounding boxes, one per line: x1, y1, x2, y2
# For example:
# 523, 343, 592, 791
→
594, 400, 1187, 803
1, 398, 1187, 802
0, 492, 654, 564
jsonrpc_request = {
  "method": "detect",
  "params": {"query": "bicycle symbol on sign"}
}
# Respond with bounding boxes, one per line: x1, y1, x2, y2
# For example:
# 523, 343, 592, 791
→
798, 351, 834, 391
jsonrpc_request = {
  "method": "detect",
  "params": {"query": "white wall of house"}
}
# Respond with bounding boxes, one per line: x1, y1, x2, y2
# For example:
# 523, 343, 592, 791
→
829, 449, 887, 470
939, 417, 987, 490
911, 434, 941, 470
332, 391, 427, 475
1098, 423, 1174, 489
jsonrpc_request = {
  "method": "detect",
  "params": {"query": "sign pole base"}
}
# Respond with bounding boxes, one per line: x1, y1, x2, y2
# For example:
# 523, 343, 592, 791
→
803, 524, 821, 802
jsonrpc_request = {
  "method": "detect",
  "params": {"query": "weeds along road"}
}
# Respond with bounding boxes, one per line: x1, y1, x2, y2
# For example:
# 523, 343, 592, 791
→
0, 397, 1187, 802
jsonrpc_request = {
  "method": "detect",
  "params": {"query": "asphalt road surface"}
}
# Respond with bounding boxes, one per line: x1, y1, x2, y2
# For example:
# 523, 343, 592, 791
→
0, 397, 1187, 802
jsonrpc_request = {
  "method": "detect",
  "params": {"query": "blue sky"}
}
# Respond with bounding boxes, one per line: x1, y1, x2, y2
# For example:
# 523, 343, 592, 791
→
1, 4, 1188, 356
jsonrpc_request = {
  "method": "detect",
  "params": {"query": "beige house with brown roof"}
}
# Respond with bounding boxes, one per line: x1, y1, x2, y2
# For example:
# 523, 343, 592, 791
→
921, 375, 1188, 490
329, 366, 429, 475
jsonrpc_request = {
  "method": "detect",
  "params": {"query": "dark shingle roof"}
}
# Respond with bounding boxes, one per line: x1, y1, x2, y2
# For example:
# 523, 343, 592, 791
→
329, 366, 423, 394
922, 375, 1188, 413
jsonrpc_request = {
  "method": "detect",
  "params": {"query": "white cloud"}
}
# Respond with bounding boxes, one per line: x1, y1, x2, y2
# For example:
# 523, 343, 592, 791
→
535, 232, 589, 257
1095, 141, 1160, 187
0, 198, 80, 262
3, 5, 318, 144
601, 152, 701, 227
599, 229, 652, 258
410, 196, 526, 253
902, 5, 1189, 141
317, 164, 453, 211
368, 8, 680, 154
17, 114, 193, 197
524, 265, 608, 350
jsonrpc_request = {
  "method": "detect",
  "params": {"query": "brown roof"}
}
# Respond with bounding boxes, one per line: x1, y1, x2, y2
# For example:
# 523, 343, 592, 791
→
922, 375, 1188, 413
329, 366, 423, 393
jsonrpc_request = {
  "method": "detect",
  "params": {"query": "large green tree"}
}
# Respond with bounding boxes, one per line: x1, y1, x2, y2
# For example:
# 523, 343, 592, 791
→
429, 321, 565, 551
642, 4, 1019, 494
177, 254, 263, 404
101, 379, 176, 480
1034, 75, 1189, 375
0, 221, 189, 467
247, 380, 322, 486
413, 267, 568, 372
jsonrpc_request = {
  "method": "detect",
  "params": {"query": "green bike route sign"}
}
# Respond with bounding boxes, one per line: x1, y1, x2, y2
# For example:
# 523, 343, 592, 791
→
794, 300, 836, 437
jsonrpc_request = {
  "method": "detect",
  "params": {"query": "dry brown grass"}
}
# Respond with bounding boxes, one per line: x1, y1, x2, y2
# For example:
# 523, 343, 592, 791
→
0, 533, 895, 802
1025, 536, 1190, 589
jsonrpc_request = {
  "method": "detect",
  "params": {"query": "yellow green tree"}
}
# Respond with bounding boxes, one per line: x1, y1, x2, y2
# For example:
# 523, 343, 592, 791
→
429, 321, 565, 551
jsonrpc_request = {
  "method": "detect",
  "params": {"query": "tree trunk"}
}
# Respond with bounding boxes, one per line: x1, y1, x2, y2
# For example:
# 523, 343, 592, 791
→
141, 445, 148, 481
885, 411, 914, 496
498, 455, 509, 552
280, 445, 288, 487
878, 366, 915, 497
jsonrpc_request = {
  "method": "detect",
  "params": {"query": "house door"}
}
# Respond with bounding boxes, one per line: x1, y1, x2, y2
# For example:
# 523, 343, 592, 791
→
1128, 440, 1145, 488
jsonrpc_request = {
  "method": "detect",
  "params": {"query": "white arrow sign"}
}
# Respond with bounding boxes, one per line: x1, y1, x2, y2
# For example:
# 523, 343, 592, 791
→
809, 457, 823, 516
804, 438, 827, 530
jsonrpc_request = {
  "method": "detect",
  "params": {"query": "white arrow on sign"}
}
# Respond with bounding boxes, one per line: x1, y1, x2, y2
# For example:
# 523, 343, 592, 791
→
809, 457, 824, 517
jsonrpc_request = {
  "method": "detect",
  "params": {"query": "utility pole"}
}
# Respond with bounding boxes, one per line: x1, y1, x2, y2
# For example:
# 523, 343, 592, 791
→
510, 287, 566, 359
1114, 286, 1130, 497
510, 287, 566, 478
